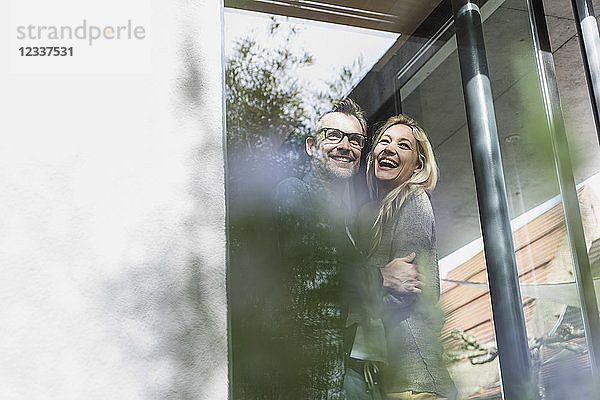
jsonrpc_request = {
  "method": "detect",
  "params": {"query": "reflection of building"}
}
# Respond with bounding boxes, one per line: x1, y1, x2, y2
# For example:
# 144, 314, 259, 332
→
440, 185, 600, 398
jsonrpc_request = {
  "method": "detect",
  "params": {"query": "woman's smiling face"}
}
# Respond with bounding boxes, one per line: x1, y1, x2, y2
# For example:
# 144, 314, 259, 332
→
373, 123, 420, 188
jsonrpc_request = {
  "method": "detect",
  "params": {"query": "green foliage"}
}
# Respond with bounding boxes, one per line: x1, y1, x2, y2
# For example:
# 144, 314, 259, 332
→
225, 16, 363, 175
314, 56, 364, 117
225, 17, 314, 157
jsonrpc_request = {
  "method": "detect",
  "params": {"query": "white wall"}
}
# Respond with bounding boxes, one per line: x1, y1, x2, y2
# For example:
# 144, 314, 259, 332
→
1, 0, 227, 398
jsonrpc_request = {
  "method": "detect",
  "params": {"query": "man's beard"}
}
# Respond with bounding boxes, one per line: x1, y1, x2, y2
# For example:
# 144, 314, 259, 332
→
311, 149, 359, 182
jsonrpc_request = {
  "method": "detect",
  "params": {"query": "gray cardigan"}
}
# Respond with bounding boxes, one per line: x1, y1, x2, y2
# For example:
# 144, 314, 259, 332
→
371, 189, 457, 398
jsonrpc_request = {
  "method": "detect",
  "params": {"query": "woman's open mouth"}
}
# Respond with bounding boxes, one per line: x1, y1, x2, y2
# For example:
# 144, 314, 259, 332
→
378, 157, 399, 169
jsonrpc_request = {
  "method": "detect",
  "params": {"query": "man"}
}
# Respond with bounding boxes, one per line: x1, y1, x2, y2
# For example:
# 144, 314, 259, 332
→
272, 98, 420, 399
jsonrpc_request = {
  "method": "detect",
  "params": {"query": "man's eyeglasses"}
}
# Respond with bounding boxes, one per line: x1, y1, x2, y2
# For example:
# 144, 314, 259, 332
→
317, 128, 367, 149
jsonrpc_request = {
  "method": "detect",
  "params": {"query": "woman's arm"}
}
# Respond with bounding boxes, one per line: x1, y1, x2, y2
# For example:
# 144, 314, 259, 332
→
358, 201, 422, 295
389, 190, 440, 303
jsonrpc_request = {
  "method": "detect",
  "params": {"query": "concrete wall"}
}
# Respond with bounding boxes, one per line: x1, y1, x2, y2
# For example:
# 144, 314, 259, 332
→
1, 1, 228, 398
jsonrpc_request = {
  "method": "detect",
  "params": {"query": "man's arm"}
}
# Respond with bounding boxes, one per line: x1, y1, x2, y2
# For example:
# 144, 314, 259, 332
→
380, 253, 421, 314
381, 252, 422, 295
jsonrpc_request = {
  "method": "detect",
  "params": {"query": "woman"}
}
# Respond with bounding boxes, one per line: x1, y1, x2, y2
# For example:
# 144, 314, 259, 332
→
358, 115, 456, 400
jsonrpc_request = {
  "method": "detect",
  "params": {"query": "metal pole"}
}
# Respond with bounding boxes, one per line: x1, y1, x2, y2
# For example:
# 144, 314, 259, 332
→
451, 1, 535, 398
526, 0, 600, 377
451, 1, 535, 399
571, 0, 600, 144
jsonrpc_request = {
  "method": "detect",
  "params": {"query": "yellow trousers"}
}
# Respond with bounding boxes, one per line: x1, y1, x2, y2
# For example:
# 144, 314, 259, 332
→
387, 391, 447, 399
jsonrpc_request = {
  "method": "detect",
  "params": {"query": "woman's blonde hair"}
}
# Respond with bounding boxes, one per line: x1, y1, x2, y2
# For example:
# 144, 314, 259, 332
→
366, 115, 438, 254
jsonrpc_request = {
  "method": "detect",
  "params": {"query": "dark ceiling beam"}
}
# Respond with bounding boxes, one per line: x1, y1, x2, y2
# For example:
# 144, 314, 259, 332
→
224, 0, 403, 32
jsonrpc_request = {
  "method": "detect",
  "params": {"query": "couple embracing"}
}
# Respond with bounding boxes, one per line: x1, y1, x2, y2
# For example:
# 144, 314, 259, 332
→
271, 98, 457, 400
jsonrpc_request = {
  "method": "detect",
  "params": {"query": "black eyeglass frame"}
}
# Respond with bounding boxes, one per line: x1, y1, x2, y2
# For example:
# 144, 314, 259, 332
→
316, 127, 367, 149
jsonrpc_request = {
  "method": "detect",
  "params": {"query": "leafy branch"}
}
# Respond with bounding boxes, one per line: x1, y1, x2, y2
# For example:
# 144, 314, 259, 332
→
225, 16, 363, 176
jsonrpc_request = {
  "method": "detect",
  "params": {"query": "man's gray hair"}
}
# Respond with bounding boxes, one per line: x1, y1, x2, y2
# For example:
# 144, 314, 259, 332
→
317, 98, 367, 135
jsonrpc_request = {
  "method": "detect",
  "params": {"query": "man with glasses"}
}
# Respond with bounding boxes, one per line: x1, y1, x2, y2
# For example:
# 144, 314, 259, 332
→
271, 99, 419, 399
269, 98, 367, 399
306, 120, 366, 183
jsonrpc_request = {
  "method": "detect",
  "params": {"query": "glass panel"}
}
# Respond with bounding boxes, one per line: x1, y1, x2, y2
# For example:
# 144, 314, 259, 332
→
397, 11, 503, 400
388, 0, 598, 398
483, 1, 596, 398
223, 8, 402, 399
546, 5, 600, 395
224, 1, 600, 398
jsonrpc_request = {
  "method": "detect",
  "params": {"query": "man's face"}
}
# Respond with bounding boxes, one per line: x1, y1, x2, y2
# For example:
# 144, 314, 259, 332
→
306, 112, 363, 181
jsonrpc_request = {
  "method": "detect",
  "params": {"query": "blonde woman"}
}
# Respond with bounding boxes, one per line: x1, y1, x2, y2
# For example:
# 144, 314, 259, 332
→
357, 115, 456, 400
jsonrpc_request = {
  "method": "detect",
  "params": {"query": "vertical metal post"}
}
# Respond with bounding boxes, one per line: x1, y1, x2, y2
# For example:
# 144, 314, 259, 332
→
571, 0, 600, 144
526, 0, 600, 377
451, 1, 535, 399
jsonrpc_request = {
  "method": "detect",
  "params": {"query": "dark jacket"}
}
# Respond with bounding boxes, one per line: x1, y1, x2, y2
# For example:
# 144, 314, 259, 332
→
271, 172, 363, 400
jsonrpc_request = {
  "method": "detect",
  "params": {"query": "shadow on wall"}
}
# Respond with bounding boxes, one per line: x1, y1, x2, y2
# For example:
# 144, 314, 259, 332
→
96, 30, 226, 399
99, 248, 224, 399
